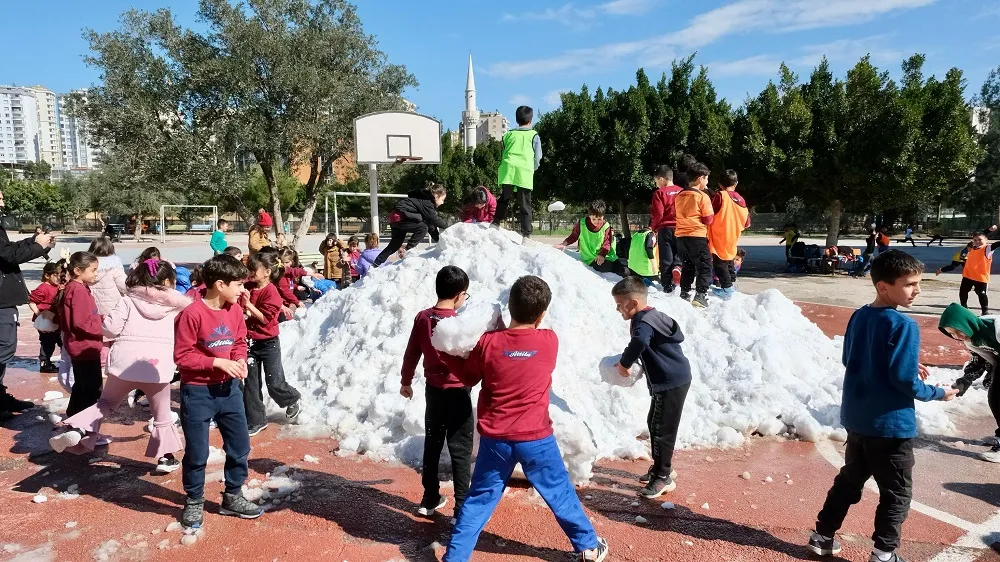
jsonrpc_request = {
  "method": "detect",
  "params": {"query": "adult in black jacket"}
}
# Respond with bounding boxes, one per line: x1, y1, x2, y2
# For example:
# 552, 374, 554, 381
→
373, 183, 449, 267
0, 190, 54, 418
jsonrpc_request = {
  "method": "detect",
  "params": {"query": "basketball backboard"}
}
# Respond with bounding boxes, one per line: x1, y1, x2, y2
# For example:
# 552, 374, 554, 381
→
354, 111, 442, 165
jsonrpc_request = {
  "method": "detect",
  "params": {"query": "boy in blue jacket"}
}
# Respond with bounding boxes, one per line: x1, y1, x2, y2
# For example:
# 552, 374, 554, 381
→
612, 276, 692, 499
808, 250, 958, 562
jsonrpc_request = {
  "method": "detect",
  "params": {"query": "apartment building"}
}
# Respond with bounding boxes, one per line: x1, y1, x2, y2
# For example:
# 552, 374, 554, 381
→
0, 86, 40, 165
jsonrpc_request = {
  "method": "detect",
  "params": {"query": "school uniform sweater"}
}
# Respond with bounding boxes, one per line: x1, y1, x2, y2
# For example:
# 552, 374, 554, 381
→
620, 307, 692, 394
174, 297, 248, 385
60, 281, 103, 361
245, 282, 282, 340
401, 307, 464, 389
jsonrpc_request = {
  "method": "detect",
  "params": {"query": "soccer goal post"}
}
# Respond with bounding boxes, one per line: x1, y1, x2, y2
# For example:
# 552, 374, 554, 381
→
159, 205, 219, 244
324, 192, 407, 239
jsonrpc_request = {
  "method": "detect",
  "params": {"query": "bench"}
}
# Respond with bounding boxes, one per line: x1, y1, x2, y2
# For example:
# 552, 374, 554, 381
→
298, 252, 325, 272
190, 224, 212, 232
166, 224, 187, 233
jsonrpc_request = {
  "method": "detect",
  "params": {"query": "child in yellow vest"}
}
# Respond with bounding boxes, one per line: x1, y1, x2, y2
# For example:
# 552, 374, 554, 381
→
936, 226, 1000, 315
626, 228, 659, 285
555, 200, 626, 276
708, 170, 750, 300
492, 106, 542, 238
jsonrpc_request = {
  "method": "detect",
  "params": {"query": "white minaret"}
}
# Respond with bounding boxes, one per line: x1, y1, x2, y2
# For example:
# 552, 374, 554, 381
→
462, 54, 479, 150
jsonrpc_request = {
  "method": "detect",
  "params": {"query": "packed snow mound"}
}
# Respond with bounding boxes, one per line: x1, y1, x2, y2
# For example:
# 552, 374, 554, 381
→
279, 223, 974, 483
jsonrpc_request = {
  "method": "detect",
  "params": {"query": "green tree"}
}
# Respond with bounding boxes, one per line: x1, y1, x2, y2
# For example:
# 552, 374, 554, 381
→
22, 161, 52, 181
959, 67, 1000, 220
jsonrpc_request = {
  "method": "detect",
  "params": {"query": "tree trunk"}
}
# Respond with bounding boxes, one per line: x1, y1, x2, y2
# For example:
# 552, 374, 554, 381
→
257, 158, 284, 239
293, 157, 331, 250
618, 200, 630, 238
825, 199, 842, 247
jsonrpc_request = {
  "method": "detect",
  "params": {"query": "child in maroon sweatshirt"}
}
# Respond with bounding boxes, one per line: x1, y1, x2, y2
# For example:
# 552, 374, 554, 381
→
400, 265, 472, 517
29, 261, 63, 373
442, 276, 608, 562
58, 252, 103, 417
241, 253, 300, 436
173, 255, 261, 530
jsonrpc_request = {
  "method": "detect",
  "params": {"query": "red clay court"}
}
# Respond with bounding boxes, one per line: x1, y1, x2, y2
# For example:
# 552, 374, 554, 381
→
1, 303, 998, 562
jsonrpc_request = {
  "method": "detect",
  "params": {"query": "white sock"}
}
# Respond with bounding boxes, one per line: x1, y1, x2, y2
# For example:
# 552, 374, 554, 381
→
873, 548, 893, 561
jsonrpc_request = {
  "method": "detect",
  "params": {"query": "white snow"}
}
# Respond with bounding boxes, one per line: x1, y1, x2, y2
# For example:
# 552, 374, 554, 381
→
598, 355, 644, 387
92, 539, 120, 561
634, 515, 647, 524
701, 502, 710, 510
278, 223, 988, 483
42, 391, 62, 401
164, 522, 182, 533
661, 502, 675, 510
32, 495, 47, 504
740, 472, 752, 480
302, 454, 320, 464
242, 465, 301, 505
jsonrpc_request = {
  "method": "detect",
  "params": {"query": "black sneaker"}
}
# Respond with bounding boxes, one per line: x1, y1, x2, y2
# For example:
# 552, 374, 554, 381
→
638, 468, 677, 484
679, 291, 692, 301
416, 495, 447, 516
181, 497, 205, 529
248, 424, 268, 437
868, 552, 905, 562
220, 491, 263, 519
285, 402, 300, 421
156, 456, 181, 473
39, 362, 59, 374
579, 537, 609, 562
639, 476, 676, 498
2, 393, 34, 413
807, 532, 842, 556
692, 293, 709, 308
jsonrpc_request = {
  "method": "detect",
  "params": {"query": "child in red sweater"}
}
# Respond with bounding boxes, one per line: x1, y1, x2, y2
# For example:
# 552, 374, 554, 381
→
400, 265, 473, 517
29, 261, 63, 373
442, 276, 608, 562
58, 252, 103, 417
174, 255, 261, 529
241, 253, 301, 436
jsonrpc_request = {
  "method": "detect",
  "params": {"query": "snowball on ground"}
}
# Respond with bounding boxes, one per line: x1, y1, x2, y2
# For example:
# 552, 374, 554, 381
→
279, 223, 985, 483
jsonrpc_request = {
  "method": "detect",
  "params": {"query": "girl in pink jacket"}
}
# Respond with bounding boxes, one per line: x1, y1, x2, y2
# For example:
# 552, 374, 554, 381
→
50, 259, 191, 473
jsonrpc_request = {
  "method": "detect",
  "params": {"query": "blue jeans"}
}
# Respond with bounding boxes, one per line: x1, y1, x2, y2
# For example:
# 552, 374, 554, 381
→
180, 379, 251, 499
444, 434, 598, 561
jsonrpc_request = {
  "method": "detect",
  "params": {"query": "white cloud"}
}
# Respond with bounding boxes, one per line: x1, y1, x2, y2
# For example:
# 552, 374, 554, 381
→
704, 55, 784, 77
500, 0, 656, 29
508, 94, 533, 106
599, 0, 657, 15
544, 90, 568, 107
703, 35, 904, 80
487, 0, 935, 77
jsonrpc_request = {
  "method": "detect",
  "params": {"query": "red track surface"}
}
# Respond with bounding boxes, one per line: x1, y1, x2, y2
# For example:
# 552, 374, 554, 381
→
1, 303, 998, 562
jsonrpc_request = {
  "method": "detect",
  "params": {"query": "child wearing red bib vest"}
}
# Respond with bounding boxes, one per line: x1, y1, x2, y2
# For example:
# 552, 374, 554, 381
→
938, 226, 1000, 315
708, 170, 750, 300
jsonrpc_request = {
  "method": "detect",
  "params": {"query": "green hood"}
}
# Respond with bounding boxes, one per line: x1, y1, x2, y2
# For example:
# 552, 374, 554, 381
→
938, 303, 999, 350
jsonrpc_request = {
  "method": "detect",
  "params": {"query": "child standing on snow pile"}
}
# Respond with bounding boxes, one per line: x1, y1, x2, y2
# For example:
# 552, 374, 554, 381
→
625, 227, 658, 285
29, 261, 63, 373
374, 183, 449, 267
650, 165, 683, 292
174, 254, 262, 529
492, 106, 542, 238
400, 265, 474, 518
611, 276, 691, 499
808, 250, 958, 562
58, 252, 105, 417
938, 303, 1000, 463
355, 233, 381, 278
935, 226, 999, 316
441, 276, 608, 562
49, 259, 189, 473
555, 200, 626, 276
241, 252, 301, 437
708, 169, 750, 300
673, 161, 714, 308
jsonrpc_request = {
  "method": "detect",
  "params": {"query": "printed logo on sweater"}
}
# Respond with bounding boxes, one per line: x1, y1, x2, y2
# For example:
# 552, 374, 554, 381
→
503, 350, 537, 361
204, 325, 235, 349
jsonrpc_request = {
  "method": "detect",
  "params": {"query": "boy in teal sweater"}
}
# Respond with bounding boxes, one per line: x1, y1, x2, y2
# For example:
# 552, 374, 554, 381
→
210, 219, 229, 256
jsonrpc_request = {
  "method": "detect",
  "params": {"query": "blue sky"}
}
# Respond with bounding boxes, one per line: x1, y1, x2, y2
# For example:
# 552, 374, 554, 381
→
2, 0, 999, 130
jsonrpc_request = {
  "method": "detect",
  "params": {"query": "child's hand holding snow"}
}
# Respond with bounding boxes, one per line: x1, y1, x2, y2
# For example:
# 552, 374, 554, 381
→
599, 355, 644, 387
615, 362, 630, 378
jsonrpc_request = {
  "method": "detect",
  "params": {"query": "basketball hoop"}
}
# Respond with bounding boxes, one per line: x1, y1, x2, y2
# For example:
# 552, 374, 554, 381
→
394, 156, 424, 164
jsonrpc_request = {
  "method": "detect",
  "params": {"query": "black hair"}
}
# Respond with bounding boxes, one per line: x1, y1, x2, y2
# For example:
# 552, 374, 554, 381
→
435, 265, 469, 300
137, 247, 161, 262
42, 261, 62, 278
611, 276, 648, 298
88, 236, 115, 257
653, 165, 673, 182
720, 169, 738, 188
515, 105, 534, 126
870, 250, 924, 286
202, 254, 249, 287
464, 187, 488, 206
190, 263, 204, 286
687, 162, 710, 185
587, 200, 607, 217
509, 275, 551, 324
247, 252, 283, 284
54, 252, 99, 308
217, 218, 228, 228
223, 246, 242, 257
126, 259, 177, 289
736, 248, 746, 258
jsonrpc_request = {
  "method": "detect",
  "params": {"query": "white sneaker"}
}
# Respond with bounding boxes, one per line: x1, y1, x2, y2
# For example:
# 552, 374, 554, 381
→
50, 429, 83, 453
580, 537, 609, 561
416, 496, 447, 516
980, 446, 1000, 463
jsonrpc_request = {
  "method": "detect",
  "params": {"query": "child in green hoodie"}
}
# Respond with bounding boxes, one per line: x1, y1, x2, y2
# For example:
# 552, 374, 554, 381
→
938, 303, 999, 463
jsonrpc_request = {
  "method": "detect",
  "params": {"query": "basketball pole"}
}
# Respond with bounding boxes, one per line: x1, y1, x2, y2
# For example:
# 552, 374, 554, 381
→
368, 164, 380, 236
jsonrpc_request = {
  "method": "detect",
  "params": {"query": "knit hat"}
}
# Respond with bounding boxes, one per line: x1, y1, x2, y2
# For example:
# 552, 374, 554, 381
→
258, 210, 273, 228
938, 302, 999, 350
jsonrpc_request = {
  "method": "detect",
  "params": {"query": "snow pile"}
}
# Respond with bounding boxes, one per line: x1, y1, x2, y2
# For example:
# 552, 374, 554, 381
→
280, 223, 978, 483
241, 465, 302, 507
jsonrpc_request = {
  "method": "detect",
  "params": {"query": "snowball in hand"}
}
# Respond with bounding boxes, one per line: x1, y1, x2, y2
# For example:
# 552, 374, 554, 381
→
431, 301, 502, 358
599, 355, 644, 387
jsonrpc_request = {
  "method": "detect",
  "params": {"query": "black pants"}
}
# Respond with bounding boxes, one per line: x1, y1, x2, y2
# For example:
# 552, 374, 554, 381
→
676, 236, 712, 294
590, 257, 626, 276
989, 377, 1000, 439
903, 235, 916, 247
656, 227, 681, 289
492, 184, 533, 237
66, 359, 103, 417
647, 383, 690, 479
181, 379, 250, 498
712, 254, 735, 289
374, 222, 429, 266
423, 385, 474, 510
0, 308, 17, 396
959, 277, 989, 315
38, 331, 61, 364
927, 235, 945, 246
242, 336, 301, 428
816, 433, 914, 552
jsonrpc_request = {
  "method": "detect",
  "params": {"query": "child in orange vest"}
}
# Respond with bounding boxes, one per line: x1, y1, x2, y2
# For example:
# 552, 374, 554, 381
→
937, 226, 1000, 315
708, 170, 750, 300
